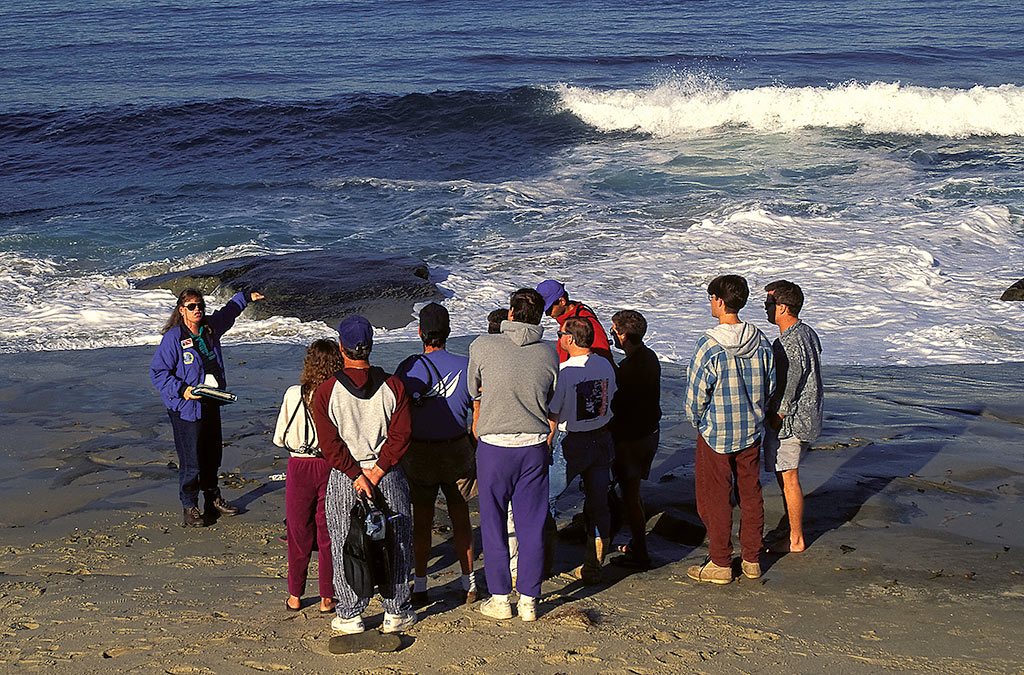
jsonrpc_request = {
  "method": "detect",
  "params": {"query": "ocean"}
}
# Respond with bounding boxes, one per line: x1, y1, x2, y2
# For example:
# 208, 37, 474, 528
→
2, 0, 1023, 365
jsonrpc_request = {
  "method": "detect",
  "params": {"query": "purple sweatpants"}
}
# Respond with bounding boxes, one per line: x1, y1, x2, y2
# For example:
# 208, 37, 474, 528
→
476, 440, 550, 598
285, 457, 334, 600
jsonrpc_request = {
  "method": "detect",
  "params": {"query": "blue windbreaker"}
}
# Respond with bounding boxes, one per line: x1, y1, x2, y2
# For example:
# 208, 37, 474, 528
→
150, 292, 248, 421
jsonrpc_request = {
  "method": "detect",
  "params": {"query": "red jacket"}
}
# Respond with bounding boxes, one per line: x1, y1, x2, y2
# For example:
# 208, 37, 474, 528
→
555, 302, 612, 363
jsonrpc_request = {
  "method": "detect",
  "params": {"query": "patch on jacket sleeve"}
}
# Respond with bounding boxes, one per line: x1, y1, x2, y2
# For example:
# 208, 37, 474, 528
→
183, 351, 195, 365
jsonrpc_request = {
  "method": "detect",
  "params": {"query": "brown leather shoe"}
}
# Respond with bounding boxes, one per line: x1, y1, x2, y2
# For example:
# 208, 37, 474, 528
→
208, 497, 240, 516
182, 506, 207, 528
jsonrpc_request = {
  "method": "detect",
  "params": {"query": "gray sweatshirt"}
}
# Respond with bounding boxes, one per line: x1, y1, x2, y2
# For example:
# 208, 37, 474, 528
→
468, 320, 559, 437
769, 320, 824, 442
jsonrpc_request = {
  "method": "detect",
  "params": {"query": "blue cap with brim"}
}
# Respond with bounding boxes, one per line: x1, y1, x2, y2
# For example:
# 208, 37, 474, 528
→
337, 315, 373, 349
536, 279, 566, 313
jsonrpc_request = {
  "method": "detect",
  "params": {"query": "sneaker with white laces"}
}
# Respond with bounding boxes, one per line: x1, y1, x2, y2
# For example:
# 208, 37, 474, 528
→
517, 596, 537, 622
381, 610, 417, 634
478, 596, 513, 620
331, 614, 365, 635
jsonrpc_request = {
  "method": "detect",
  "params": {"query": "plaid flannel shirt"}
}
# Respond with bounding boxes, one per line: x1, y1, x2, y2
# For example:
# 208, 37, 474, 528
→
685, 326, 776, 454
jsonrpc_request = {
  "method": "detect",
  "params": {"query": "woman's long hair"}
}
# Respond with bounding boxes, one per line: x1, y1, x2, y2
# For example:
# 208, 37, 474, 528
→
161, 288, 206, 335
300, 339, 343, 405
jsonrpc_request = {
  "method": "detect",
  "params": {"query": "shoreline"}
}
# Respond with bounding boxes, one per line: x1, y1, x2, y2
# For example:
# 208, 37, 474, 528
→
1, 343, 1023, 672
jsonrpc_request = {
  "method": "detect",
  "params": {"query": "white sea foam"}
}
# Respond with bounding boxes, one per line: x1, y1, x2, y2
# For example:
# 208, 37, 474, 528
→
556, 80, 1024, 138
2, 163, 1022, 366
428, 204, 1024, 367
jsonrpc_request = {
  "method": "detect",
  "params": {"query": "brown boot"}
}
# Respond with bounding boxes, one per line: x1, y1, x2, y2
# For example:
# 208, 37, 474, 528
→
573, 537, 608, 585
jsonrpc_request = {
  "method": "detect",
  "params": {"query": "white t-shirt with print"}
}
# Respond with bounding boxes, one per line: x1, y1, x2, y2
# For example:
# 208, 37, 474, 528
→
549, 353, 617, 432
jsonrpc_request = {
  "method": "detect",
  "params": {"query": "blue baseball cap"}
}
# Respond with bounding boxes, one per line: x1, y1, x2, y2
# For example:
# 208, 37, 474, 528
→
337, 315, 373, 349
536, 279, 566, 313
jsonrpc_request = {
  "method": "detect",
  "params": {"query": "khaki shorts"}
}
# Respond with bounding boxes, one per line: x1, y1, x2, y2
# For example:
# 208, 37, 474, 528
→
762, 432, 808, 473
400, 435, 477, 506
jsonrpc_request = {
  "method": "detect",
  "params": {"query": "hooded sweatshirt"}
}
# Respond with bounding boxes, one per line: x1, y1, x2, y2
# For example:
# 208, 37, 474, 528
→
685, 321, 776, 454
468, 320, 559, 440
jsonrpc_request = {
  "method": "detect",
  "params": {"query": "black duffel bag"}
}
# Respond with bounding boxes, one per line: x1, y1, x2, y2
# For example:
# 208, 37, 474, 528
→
343, 494, 395, 599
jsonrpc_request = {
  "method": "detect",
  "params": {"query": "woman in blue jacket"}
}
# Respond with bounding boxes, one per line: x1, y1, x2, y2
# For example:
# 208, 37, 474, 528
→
151, 287, 263, 527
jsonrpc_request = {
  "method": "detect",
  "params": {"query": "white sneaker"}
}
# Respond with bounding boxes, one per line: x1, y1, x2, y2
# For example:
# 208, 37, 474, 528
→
478, 596, 513, 620
381, 610, 417, 634
330, 614, 365, 635
517, 596, 537, 622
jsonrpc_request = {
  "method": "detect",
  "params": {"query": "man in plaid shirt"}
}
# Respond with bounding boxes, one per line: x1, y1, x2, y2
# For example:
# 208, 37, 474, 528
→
685, 274, 775, 585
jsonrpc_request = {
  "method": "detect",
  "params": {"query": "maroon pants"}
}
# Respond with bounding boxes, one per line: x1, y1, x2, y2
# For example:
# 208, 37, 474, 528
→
695, 435, 764, 567
286, 457, 334, 599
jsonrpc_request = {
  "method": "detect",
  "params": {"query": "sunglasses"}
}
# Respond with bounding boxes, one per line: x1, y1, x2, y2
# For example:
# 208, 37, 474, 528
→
183, 302, 206, 311
557, 331, 571, 337
764, 299, 777, 309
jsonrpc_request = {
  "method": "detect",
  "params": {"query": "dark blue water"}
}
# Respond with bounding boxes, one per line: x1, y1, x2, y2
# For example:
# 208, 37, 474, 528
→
1, 0, 1023, 363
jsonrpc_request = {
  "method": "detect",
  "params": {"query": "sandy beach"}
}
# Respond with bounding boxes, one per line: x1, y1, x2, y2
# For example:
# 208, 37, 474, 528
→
2, 339, 1023, 673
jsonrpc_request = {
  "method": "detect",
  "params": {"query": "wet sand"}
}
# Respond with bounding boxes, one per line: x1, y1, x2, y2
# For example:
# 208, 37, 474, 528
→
1, 341, 1023, 673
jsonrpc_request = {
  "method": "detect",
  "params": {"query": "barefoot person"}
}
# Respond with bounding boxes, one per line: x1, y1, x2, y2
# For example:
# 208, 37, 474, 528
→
763, 280, 823, 553
684, 275, 775, 585
150, 288, 264, 528
608, 309, 661, 570
469, 288, 558, 622
311, 315, 416, 635
548, 316, 617, 584
274, 339, 342, 614
396, 303, 477, 606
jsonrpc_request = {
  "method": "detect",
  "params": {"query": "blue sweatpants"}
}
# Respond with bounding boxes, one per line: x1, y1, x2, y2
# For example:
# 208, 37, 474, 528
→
476, 440, 550, 598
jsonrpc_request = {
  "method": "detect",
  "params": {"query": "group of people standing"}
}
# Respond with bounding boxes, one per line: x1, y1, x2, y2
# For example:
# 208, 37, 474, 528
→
149, 271, 822, 635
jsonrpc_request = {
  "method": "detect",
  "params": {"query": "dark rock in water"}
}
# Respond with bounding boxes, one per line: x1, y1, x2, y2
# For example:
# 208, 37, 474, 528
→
133, 251, 443, 328
1001, 279, 1024, 301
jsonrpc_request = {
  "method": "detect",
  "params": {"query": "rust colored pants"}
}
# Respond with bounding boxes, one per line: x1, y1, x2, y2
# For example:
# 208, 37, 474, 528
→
695, 435, 764, 567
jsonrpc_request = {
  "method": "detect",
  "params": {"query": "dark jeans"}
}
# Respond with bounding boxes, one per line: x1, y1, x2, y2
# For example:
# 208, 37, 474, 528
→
168, 404, 223, 508
695, 434, 764, 567
562, 428, 613, 541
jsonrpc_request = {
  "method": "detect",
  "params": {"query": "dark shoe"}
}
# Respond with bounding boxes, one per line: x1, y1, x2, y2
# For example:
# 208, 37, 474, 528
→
208, 497, 240, 516
411, 590, 429, 608
286, 597, 301, 612
612, 551, 652, 570
182, 506, 206, 528
461, 589, 478, 605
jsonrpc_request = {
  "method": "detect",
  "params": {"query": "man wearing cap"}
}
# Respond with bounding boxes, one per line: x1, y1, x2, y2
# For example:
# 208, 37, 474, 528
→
468, 288, 559, 622
395, 303, 478, 607
311, 315, 416, 635
536, 279, 612, 363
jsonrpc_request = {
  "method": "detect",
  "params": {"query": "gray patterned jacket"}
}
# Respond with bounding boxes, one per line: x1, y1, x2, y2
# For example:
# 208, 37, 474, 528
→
769, 320, 823, 442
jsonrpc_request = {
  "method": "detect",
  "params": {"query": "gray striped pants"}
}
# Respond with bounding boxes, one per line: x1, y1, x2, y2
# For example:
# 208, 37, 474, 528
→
325, 467, 412, 619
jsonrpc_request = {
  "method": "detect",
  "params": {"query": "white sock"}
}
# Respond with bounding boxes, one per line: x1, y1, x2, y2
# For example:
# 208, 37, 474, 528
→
518, 594, 535, 604
492, 593, 509, 603
461, 573, 476, 592
413, 575, 427, 593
